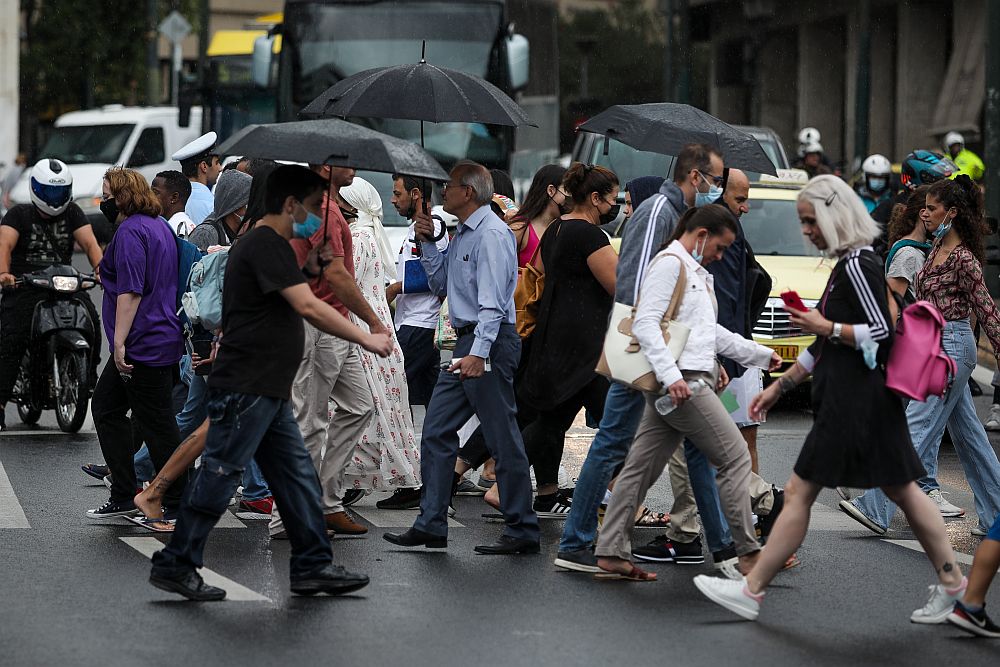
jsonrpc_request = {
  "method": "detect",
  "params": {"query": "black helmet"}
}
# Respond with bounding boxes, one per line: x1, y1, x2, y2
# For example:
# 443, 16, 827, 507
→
900, 150, 957, 190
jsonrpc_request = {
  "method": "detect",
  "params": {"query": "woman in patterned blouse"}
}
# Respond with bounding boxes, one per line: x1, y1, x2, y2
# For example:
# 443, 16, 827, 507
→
846, 175, 1000, 540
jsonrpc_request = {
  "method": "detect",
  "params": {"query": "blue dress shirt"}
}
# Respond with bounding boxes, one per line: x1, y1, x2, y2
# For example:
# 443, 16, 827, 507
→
419, 205, 517, 358
185, 181, 214, 226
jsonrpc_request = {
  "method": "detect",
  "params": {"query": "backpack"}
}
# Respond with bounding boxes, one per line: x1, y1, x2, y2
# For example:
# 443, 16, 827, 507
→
180, 250, 229, 331
885, 301, 957, 401
160, 218, 203, 328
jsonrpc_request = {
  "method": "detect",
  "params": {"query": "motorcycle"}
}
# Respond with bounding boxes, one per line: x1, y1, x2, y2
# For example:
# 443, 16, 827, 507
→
4, 264, 99, 433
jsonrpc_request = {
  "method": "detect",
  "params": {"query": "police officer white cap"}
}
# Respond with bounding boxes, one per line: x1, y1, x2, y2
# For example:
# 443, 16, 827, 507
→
171, 131, 218, 163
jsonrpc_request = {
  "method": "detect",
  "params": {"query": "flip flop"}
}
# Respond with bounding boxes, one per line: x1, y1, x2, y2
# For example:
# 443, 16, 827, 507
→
594, 563, 657, 582
634, 506, 670, 527
781, 553, 801, 570
124, 515, 176, 533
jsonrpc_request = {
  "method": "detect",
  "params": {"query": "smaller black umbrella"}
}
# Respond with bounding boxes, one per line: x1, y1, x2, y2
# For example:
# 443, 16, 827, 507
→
300, 44, 535, 142
216, 118, 448, 182
579, 103, 777, 176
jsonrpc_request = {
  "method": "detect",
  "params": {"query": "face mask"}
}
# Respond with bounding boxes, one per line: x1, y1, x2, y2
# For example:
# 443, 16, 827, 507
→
692, 235, 707, 264
292, 203, 323, 239
868, 177, 887, 193
549, 191, 570, 215
599, 203, 620, 225
932, 217, 953, 239
695, 175, 723, 207
100, 198, 118, 225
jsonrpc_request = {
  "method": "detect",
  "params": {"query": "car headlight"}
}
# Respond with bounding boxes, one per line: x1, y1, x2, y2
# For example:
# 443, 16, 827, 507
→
51, 276, 79, 292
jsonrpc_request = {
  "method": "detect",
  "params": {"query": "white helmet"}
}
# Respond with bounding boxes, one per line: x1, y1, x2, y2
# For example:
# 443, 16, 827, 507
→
862, 154, 891, 176
802, 141, 824, 155
29, 158, 73, 216
944, 131, 964, 149
798, 127, 821, 145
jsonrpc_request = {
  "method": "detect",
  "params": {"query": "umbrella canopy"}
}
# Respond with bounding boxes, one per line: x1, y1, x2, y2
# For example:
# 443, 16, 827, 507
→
579, 103, 777, 176
216, 118, 448, 182
301, 61, 535, 127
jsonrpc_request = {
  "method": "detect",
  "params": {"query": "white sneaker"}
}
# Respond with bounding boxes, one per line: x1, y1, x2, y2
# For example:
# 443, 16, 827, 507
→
838, 499, 887, 535
926, 489, 965, 517
985, 404, 1000, 431
911, 577, 967, 624
971, 526, 987, 537
693, 575, 762, 621
835, 486, 863, 501
718, 560, 744, 582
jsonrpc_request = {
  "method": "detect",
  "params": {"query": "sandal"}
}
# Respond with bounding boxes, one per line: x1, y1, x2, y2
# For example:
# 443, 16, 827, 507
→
125, 515, 176, 533
781, 553, 801, 571
634, 506, 670, 528
594, 563, 657, 582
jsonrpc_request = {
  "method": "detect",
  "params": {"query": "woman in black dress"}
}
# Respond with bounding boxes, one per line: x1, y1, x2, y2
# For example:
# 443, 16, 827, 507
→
695, 175, 964, 622
515, 163, 619, 517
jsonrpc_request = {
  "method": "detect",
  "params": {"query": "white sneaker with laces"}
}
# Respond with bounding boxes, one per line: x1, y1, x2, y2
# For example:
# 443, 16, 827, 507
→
693, 575, 762, 621
985, 404, 1000, 431
926, 489, 965, 517
718, 561, 744, 582
910, 577, 967, 624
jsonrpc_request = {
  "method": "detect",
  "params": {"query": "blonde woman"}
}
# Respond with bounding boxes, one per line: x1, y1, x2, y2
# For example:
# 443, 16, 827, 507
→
339, 177, 420, 494
695, 175, 964, 623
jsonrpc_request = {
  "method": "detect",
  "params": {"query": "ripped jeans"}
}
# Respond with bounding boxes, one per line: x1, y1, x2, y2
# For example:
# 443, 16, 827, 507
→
151, 391, 331, 580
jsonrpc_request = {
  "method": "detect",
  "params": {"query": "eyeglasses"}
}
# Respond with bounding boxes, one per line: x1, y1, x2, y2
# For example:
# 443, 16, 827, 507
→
442, 182, 471, 193
698, 170, 724, 186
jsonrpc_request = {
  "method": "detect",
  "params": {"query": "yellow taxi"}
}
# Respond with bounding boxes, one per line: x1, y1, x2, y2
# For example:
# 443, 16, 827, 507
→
742, 170, 833, 373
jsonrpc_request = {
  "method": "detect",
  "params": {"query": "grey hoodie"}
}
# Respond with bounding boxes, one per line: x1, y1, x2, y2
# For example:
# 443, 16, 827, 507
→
614, 180, 687, 306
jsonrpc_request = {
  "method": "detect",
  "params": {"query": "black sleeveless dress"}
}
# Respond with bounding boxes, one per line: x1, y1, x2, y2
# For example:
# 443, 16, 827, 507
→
793, 248, 926, 488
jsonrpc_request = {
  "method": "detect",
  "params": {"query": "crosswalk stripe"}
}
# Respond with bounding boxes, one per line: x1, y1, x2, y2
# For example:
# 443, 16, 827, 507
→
882, 539, 983, 567
0, 459, 29, 528
120, 536, 271, 602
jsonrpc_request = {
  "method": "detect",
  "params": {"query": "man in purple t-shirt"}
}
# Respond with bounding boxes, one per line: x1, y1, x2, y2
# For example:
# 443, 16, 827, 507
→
86, 168, 187, 520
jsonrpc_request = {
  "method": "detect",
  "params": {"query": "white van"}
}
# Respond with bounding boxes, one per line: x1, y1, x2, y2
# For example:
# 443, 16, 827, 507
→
10, 105, 204, 241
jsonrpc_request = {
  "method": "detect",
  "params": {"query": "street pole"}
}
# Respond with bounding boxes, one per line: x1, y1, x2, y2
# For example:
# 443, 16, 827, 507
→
662, 0, 673, 102
674, 0, 690, 105
171, 43, 181, 106
853, 0, 872, 172
199, 0, 210, 132
986, 0, 1000, 222
146, 0, 158, 105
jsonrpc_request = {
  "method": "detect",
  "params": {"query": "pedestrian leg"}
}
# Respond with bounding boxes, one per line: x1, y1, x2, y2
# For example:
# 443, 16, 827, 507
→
324, 341, 374, 513
92, 360, 138, 504
745, 474, 822, 593
886, 482, 963, 588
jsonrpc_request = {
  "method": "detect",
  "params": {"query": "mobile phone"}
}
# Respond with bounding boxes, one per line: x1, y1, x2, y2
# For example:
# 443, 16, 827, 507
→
192, 339, 214, 376
441, 358, 463, 374
780, 290, 808, 312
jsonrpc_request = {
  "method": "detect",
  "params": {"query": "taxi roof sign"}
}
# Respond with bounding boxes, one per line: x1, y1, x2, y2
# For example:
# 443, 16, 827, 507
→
756, 168, 809, 185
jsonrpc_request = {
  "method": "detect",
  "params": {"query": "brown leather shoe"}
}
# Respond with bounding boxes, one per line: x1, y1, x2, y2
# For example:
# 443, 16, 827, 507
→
325, 511, 368, 535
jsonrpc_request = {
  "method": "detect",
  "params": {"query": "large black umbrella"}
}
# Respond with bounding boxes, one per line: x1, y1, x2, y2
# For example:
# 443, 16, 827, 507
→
579, 103, 777, 176
216, 118, 448, 182
300, 47, 535, 142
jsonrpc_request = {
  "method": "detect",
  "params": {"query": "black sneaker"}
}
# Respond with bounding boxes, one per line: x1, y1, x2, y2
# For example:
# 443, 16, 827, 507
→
149, 570, 226, 601
533, 493, 572, 519
757, 487, 784, 543
947, 601, 1000, 638
81, 463, 110, 481
342, 489, 366, 507
85, 499, 138, 519
376, 487, 422, 509
633, 535, 705, 563
291, 564, 370, 596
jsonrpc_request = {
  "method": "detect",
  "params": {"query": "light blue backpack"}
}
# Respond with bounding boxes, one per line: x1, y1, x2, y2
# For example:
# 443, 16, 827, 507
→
181, 250, 229, 331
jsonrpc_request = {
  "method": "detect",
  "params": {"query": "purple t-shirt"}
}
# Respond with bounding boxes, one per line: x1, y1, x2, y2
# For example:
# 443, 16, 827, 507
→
99, 214, 183, 367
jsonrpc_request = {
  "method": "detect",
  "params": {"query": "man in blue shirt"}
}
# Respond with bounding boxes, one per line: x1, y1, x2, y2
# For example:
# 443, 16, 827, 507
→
384, 161, 540, 554
172, 132, 221, 226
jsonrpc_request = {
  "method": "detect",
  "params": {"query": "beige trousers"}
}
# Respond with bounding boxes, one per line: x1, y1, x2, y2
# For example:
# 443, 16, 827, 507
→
595, 371, 758, 560
270, 322, 374, 533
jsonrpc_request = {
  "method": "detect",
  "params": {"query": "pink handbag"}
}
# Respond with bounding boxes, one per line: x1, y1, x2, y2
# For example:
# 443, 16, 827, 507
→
885, 301, 956, 400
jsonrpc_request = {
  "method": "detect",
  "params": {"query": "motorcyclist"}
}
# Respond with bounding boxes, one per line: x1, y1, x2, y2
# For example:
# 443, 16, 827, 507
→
856, 154, 894, 213
0, 159, 103, 430
944, 131, 985, 182
794, 141, 832, 178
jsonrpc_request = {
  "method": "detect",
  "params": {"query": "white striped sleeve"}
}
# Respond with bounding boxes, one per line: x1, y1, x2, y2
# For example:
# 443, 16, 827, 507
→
845, 253, 890, 346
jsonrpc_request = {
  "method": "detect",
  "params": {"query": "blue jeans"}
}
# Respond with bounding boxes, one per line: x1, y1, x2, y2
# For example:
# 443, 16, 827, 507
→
684, 441, 733, 553
853, 320, 1000, 531
151, 391, 331, 579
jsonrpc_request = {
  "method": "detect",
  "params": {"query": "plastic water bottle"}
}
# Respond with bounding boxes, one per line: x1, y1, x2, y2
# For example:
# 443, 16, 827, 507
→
654, 379, 709, 416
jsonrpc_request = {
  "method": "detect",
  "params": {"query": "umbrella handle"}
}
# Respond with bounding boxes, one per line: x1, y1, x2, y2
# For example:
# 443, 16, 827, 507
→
423, 199, 447, 241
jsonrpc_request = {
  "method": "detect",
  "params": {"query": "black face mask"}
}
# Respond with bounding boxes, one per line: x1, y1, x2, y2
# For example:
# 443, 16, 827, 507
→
549, 192, 570, 215
100, 198, 119, 225
599, 204, 621, 225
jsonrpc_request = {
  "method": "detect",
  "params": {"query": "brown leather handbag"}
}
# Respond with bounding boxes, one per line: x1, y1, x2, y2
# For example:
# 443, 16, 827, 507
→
514, 240, 544, 339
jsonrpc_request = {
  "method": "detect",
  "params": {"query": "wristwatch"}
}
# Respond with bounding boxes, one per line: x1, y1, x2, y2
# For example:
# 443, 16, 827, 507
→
829, 322, 843, 343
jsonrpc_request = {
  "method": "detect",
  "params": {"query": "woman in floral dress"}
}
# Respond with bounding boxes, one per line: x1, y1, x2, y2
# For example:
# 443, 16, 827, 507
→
339, 177, 420, 493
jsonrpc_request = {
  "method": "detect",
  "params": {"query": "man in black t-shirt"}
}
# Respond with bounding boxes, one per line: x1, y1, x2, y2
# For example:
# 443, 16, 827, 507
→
149, 165, 393, 601
0, 160, 104, 429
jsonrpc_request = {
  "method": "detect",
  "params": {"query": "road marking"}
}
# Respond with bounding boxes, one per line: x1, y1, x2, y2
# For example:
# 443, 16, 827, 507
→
351, 506, 464, 528
0, 429, 96, 436
215, 509, 247, 528
808, 502, 860, 532
0, 459, 29, 528
883, 539, 980, 567
120, 536, 271, 602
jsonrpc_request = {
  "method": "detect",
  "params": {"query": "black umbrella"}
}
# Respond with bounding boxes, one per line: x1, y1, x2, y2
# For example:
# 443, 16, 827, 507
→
300, 45, 535, 144
579, 103, 777, 176
216, 118, 448, 182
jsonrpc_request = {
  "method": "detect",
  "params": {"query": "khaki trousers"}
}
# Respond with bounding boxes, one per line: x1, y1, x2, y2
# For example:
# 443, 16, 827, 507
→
270, 322, 374, 533
595, 372, 758, 560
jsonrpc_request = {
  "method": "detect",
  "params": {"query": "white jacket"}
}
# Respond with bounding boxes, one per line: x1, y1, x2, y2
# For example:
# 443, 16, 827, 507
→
633, 240, 773, 388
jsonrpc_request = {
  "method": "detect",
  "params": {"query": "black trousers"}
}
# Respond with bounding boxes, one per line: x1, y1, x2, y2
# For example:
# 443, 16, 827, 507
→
396, 324, 440, 407
92, 358, 186, 506
0, 289, 101, 405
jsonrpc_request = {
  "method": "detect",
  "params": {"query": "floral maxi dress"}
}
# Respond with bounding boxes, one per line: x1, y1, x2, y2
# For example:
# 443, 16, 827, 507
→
343, 227, 421, 491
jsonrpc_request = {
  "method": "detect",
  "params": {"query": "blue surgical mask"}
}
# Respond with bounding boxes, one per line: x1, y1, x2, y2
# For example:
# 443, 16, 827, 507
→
932, 218, 952, 239
691, 236, 707, 264
868, 177, 887, 193
292, 203, 323, 239
695, 173, 723, 208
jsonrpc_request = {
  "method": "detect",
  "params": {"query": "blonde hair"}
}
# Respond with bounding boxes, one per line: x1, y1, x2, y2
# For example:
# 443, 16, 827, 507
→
104, 167, 161, 219
798, 174, 880, 257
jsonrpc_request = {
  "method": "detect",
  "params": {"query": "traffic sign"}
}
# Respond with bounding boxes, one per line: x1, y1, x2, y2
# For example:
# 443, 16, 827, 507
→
158, 10, 192, 45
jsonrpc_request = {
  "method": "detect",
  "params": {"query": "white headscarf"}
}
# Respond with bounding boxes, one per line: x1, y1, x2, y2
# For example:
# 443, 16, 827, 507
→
341, 177, 397, 281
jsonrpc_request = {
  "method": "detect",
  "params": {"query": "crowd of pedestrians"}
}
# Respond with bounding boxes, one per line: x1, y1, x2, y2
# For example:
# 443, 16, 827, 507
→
2, 123, 999, 636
